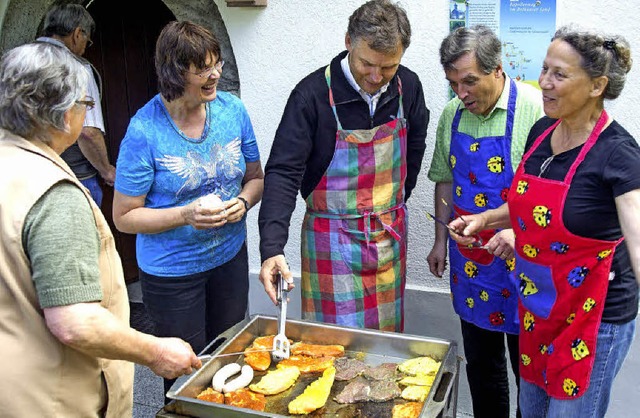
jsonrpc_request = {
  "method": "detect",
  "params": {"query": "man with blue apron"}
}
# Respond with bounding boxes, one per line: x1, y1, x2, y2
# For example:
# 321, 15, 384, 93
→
427, 26, 543, 418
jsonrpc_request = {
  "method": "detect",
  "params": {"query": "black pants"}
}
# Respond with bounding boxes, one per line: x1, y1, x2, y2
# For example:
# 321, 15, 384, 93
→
139, 243, 249, 401
461, 319, 521, 418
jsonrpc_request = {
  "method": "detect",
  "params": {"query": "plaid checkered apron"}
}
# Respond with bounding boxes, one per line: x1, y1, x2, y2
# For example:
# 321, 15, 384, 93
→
300, 65, 408, 331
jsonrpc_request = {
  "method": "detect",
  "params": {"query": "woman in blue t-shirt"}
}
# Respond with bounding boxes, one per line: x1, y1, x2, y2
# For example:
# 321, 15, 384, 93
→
113, 21, 263, 398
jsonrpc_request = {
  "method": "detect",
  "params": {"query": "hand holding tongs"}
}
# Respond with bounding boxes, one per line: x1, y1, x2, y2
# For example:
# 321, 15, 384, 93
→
272, 273, 290, 360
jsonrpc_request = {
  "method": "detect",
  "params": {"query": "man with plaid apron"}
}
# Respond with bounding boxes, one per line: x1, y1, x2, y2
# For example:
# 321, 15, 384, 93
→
259, 0, 428, 331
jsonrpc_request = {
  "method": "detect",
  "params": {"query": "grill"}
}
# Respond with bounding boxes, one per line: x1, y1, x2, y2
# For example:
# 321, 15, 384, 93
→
157, 315, 459, 418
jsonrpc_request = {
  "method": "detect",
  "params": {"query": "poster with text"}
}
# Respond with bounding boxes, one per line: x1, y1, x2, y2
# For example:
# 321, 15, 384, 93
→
450, 0, 556, 88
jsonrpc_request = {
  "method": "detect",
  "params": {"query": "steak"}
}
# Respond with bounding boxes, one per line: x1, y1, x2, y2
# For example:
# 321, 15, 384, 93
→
334, 376, 402, 404
362, 362, 399, 381
334, 377, 371, 404
368, 380, 402, 402
335, 357, 368, 381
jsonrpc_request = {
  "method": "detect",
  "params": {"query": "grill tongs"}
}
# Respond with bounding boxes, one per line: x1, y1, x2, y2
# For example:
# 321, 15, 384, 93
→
272, 273, 290, 360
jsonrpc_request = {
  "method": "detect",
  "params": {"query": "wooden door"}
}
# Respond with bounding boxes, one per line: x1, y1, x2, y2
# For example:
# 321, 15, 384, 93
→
84, 0, 175, 282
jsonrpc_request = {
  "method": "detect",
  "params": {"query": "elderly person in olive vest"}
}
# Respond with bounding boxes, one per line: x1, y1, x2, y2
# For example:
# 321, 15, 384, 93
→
0, 43, 200, 417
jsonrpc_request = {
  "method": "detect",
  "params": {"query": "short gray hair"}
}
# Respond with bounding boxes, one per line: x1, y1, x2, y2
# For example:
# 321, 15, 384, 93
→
440, 25, 501, 74
347, 0, 411, 53
553, 25, 632, 100
42, 4, 95, 37
0, 43, 88, 140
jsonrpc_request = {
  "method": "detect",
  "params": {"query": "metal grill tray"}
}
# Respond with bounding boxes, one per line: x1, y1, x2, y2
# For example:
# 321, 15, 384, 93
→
165, 315, 458, 418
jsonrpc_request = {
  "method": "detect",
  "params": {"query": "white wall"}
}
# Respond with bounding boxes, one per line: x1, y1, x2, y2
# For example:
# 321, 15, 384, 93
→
213, 0, 640, 293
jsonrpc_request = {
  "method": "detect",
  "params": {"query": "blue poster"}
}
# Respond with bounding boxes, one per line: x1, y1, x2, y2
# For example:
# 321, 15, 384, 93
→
449, 0, 556, 88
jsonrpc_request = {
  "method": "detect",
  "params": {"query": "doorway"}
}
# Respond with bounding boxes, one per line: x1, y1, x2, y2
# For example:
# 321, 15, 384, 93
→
84, 0, 175, 281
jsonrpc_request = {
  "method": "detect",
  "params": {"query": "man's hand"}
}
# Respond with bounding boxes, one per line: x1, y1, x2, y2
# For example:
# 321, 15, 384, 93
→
148, 337, 201, 380
100, 164, 116, 186
427, 242, 448, 278
77, 127, 114, 184
259, 255, 293, 305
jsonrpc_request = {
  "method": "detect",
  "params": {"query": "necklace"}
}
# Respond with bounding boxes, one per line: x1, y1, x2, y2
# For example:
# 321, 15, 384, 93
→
538, 154, 555, 178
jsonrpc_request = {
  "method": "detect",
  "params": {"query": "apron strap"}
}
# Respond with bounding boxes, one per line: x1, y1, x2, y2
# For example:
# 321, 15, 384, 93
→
503, 78, 518, 141
324, 66, 343, 131
396, 76, 404, 120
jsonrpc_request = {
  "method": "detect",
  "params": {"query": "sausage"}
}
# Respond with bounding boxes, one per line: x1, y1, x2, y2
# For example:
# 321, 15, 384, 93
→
222, 365, 254, 393
212, 363, 241, 393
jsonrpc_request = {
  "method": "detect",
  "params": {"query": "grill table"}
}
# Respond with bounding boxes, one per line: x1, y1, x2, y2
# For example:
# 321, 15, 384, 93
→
157, 315, 459, 418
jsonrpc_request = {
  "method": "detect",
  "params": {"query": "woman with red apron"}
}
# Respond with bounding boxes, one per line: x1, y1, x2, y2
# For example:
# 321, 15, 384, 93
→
300, 66, 408, 332
508, 102, 636, 417
508, 111, 622, 403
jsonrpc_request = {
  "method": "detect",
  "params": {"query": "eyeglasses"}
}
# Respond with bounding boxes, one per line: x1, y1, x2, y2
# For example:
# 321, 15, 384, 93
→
81, 29, 93, 48
76, 97, 95, 110
190, 60, 225, 79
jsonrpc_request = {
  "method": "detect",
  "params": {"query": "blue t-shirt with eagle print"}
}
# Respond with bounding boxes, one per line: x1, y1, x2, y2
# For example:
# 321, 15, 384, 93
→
115, 92, 260, 276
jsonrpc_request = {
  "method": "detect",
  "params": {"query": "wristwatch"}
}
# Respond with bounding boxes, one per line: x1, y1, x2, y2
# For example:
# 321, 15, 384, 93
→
237, 196, 250, 211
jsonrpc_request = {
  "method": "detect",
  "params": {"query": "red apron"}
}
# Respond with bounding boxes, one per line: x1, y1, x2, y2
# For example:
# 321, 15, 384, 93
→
507, 110, 622, 399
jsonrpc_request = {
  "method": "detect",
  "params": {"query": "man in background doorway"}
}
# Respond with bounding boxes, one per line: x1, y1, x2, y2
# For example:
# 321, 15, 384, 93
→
36, 4, 115, 206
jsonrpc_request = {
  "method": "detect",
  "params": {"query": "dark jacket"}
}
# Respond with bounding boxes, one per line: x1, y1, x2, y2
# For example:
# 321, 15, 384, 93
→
259, 51, 429, 261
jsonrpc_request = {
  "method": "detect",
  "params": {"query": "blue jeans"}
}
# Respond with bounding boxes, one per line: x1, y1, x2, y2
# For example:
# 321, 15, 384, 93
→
520, 319, 636, 418
80, 176, 103, 207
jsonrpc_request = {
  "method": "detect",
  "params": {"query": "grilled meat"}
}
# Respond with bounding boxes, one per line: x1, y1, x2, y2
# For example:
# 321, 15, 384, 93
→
278, 355, 335, 373
195, 387, 224, 404
291, 342, 345, 358
368, 380, 402, 402
224, 388, 266, 411
362, 362, 399, 381
334, 357, 368, 381
334, 376, 371, 404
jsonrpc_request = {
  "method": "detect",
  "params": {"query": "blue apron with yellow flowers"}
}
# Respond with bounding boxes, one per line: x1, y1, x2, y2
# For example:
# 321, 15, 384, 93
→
448, 78, 519, 334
